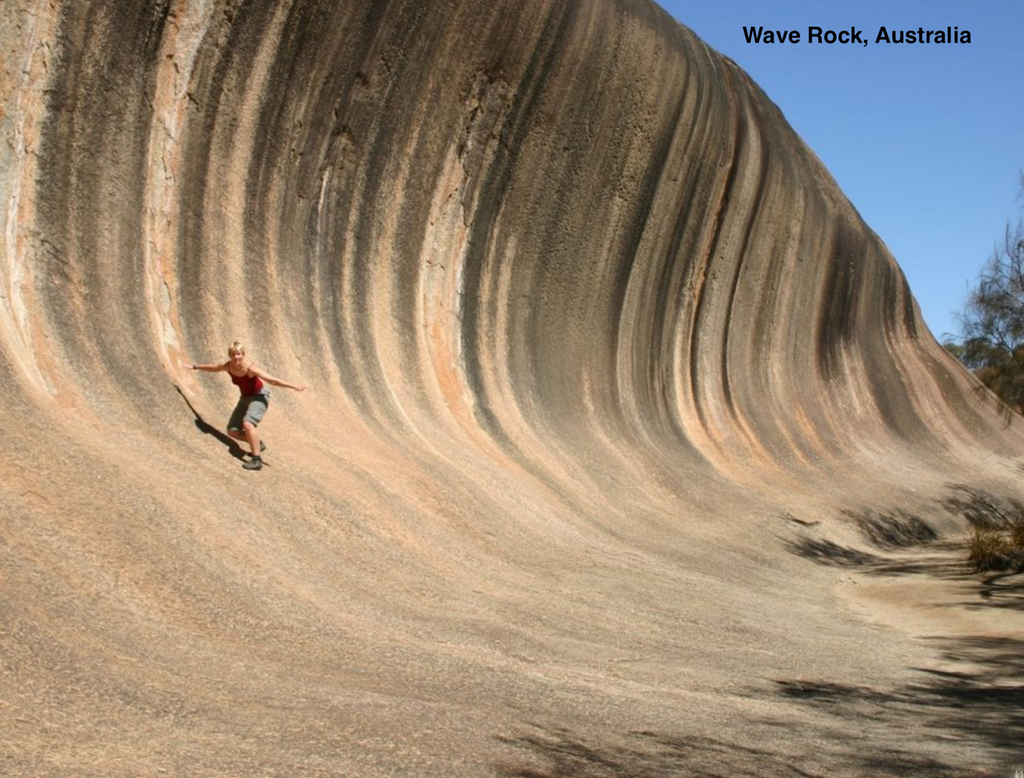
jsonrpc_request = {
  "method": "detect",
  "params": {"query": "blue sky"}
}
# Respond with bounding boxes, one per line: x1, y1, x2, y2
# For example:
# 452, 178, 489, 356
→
659, 0, 1024, 341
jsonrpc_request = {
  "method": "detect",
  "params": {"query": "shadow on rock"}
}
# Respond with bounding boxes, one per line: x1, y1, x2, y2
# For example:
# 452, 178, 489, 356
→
496, 727, 831, 778
976, 570, 1024, 611
174, 385, 247, 462
783, 537, 886, 569
494, 704, 1007, 778
782, 508, 952, 577
784, 499, 1024, 609
849, 508, 938, 549
942, 484, 1024, 530
777, 636, 1024, 773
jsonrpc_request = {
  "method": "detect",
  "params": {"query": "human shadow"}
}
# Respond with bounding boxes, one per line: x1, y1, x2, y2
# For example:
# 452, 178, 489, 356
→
174, 385, 247, 462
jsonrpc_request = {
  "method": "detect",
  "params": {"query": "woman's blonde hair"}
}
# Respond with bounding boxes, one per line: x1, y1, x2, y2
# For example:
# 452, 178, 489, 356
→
227, 341, 246, 356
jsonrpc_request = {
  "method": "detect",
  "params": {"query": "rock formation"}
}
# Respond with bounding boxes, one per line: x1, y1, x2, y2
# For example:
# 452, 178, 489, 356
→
2, 1, 1021, 775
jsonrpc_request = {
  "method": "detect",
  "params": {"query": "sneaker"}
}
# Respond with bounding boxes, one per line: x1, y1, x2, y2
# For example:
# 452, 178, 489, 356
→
243, 456, 263, 471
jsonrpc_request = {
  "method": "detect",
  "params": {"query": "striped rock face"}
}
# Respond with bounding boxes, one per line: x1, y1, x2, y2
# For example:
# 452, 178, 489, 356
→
2, 1, 1021, 776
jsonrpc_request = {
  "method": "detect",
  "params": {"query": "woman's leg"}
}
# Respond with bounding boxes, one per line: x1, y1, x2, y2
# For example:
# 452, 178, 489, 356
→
230, 396, 267, 468
242, 420, 261, 457
227, 398, 248, 448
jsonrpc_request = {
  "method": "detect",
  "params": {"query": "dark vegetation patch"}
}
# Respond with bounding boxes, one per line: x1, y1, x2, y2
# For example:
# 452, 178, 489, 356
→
945, 485, 1024, 573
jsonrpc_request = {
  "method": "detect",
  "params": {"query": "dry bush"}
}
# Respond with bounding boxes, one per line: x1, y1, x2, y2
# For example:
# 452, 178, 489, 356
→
968, 518, 1024, 573
1010, 515, 1024, 550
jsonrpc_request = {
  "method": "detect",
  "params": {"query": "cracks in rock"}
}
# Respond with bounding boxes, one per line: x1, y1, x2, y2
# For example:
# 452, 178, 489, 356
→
455, 69, 514, 227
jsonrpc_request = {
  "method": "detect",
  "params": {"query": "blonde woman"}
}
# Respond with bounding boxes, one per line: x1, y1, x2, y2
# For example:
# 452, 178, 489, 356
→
184, 342, 309, 470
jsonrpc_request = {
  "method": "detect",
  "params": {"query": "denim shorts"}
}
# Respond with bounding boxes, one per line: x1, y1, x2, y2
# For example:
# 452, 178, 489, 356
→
227, 393, 269, 431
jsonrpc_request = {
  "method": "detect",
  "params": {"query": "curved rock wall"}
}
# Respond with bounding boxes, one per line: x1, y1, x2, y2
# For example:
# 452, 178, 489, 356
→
2, 1, 1021, 775
6, 0, 1013, 470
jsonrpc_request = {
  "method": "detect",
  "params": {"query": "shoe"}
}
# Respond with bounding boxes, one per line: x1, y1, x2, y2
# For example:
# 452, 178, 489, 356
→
243, 457, 263, 471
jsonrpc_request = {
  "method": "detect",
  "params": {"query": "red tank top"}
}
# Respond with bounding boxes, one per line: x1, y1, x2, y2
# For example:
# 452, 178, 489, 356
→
230, 371, 265, 396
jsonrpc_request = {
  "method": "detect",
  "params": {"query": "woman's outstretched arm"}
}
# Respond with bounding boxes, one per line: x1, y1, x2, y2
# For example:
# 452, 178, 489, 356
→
182, 360, 228, 372
248, 364, 309, 392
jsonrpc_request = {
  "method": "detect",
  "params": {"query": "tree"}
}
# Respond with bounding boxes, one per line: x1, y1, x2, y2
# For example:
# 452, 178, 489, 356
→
952, 176, 1024, 413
